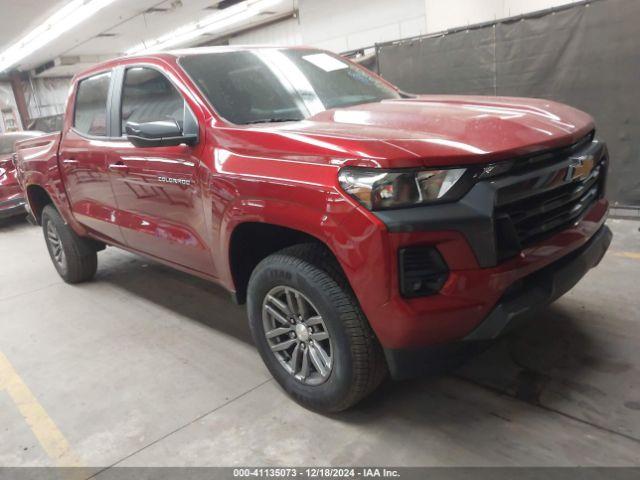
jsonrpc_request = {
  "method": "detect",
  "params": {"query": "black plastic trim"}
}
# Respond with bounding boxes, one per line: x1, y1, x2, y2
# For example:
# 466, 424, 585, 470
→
0, 199, 26, 219
398, 246, 449, 297
374, 181, 497, 267
383, 224, 612, 380
109, 66, 125, 138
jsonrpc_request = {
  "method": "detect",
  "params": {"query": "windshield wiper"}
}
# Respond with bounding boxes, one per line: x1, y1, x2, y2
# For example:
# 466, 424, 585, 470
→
243, 118, 302, 124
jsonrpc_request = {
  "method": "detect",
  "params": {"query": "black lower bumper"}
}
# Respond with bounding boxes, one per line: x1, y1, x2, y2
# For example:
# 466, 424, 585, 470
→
384, 225, 613, 380
0, 198, 26, 219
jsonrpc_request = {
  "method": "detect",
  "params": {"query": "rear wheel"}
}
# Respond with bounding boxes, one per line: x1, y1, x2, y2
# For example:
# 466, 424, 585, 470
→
42, 205, 97, 283
247, 244, 387, 412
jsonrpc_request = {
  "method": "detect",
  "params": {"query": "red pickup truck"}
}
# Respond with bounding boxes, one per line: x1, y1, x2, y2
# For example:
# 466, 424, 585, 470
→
15, 46, 611, 412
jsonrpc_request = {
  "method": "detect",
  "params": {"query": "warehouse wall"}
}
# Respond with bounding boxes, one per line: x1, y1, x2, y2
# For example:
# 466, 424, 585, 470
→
231, 0, 427, 52
0, 82, 22, 132
24, 77, 70, 118
230, 16, 303, 46
297, 0, 427, 52
230, 0, 584, 51
424, 0, 581, 32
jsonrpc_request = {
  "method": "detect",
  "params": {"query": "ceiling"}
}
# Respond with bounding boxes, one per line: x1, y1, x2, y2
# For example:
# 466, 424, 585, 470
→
0, 0, 296, 78
0, 0, 66, 51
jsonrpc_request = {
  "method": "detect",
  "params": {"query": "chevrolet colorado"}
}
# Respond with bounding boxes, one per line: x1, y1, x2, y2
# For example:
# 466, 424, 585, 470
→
14, 46, 612, 412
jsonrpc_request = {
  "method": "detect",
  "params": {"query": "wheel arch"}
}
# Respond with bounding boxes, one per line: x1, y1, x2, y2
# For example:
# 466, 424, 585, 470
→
228, 221, 341, 304
25, 184, 54, 224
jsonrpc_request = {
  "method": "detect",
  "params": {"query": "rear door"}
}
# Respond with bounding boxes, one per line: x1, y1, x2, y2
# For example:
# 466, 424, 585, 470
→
59, 70, 126, 244
106, 65, 214, 274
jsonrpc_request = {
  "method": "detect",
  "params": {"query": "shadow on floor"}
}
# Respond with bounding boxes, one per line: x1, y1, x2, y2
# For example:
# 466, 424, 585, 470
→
91, 249, 612, 424
455, 305, 601, 402
94, 250, 253, 345
0, 214, 30, 231
337, 304, 639, 445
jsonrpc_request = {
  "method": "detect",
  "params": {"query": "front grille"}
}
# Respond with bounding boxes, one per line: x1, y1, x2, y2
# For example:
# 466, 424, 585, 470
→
494, 140, 606, 261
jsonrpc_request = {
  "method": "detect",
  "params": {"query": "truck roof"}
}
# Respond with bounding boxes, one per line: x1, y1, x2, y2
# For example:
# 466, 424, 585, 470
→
164, 45, 319, 56
75, 45, 321, 80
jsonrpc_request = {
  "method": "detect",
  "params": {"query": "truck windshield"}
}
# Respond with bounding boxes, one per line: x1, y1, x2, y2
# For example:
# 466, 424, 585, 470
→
179, 49, 400, 125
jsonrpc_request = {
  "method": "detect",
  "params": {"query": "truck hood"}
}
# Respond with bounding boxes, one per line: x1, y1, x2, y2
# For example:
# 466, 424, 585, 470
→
227, 95, 595, 168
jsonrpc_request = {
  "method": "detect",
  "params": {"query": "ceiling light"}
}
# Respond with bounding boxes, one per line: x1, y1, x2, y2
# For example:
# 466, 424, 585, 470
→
126, 0, 285, 55
0, 0, 119, 73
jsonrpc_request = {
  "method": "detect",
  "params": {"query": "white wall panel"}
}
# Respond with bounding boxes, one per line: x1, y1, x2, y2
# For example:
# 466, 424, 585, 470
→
230, 0, 428, 52
229, 17, 303, 46
312, 36, 351, 53
299, 0, 426, 45
0, 82, 22, 132
424, 0, 582, 33
503, 0, 582, 16
297, 0, 427, 51
25, 77, 71, 118
346, 23, 402, 52
228, 0, 582, 53
400, 16, 429, 38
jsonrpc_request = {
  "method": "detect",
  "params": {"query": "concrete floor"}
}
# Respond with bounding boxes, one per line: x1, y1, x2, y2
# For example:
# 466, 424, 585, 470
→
0, 216, 639, 469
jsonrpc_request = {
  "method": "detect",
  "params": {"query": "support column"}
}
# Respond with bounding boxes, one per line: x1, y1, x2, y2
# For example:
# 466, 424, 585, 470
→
8, 71, 30, 130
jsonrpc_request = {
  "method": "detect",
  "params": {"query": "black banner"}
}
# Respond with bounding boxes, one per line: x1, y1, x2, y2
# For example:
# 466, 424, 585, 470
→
1, 468, 640, 480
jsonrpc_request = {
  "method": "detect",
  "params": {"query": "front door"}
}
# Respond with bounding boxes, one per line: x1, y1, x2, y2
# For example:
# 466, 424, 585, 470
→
106, 66, 214, 275
59, 70, 126, 245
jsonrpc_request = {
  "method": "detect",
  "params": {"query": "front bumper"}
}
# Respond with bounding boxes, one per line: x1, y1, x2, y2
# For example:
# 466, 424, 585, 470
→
341, 137, 610, 358
464, 224, 612, 341
384, 224, 612, 379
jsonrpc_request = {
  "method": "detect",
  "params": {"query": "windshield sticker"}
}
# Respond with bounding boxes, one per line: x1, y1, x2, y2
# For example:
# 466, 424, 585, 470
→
302, 53, 349, 72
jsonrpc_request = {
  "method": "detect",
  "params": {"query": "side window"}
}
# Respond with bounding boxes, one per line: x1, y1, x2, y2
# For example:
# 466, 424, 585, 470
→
74, 72, 111, 136
121, 67, 187, 134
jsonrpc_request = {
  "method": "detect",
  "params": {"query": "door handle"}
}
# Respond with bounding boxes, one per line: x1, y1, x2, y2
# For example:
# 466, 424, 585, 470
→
108, 162, 129, 173
63, 159, 79, 165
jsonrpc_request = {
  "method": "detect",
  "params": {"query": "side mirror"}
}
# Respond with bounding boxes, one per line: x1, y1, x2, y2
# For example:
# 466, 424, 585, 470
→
125, 120, 198, 148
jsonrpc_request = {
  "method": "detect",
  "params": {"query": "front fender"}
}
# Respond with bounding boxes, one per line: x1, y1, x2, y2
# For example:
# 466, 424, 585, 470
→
218, 193, 338, 290
218, 190, 392, 310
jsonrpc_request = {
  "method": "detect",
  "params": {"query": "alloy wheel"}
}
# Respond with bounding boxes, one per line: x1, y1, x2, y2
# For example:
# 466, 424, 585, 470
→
46, 221, 67, 273
262, 286, 333, 386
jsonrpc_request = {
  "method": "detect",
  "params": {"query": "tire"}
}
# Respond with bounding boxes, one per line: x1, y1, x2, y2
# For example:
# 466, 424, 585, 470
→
247, 243, 387, 412
42, 205, 97, 283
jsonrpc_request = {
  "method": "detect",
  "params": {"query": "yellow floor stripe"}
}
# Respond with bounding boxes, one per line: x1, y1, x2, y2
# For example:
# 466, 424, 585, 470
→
0, 351, 84, 467
613, 251, 640, 260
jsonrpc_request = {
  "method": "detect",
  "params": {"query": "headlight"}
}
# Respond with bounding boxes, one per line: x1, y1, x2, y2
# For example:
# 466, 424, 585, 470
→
338, 167, 474, 210
0, 168, 6, 178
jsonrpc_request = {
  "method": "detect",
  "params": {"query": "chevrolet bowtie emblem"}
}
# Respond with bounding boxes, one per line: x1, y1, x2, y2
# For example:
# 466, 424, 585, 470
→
565, 155, 594, 182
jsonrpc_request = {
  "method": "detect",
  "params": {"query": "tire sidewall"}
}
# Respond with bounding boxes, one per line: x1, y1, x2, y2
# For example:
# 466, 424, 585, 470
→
248, 256, 355, 411
42, 207, 69, 278
41, 205, 97, 284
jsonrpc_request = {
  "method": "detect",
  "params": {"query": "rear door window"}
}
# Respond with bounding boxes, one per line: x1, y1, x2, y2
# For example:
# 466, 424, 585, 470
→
74, 72, 112, 137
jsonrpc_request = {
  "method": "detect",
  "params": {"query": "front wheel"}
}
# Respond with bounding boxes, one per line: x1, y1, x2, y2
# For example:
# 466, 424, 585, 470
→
247, 244, 387, 412
42, 205, 97, 283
